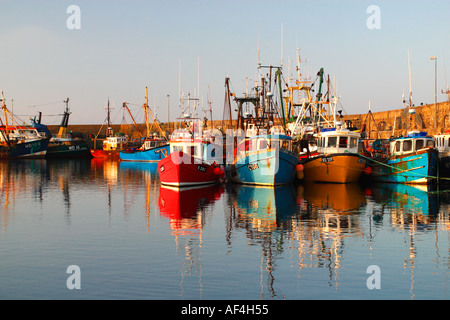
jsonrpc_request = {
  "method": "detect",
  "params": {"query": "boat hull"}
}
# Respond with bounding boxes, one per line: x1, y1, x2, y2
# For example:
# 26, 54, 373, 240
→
119, 144, 169, 162
369, 148, 438, 184
46, 143, 92, 158
90, 149, 121, 160
438, 152, 450, 178
227, 148, 298, 186
0, 138, 49, 159
158, 151, 223, 187
302, 153, 365, 183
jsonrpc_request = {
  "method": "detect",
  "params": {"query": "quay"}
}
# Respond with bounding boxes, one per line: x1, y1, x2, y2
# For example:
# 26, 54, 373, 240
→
47, 101, 450, 139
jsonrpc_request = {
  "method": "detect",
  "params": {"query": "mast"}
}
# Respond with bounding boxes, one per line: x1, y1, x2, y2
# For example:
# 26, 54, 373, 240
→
106, 98, 114, 137
107, 98, 111, 128
277, 68, 286, 130
144, 86, 150, 137
207, 85, 213, 124
1, 91, 10, 145
143, 87, 167, 140
58, 97, 71, 138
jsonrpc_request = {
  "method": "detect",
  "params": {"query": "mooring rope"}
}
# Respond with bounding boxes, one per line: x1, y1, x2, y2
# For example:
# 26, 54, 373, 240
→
358, 152, 450, 182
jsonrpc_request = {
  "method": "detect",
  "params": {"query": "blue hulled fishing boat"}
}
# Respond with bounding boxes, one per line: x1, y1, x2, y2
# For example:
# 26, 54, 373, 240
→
223, 64, 299, 186
120, 136, 169, 162
367, 131, 438, 184
227, 134, 298, 186
119, 87, 170, 162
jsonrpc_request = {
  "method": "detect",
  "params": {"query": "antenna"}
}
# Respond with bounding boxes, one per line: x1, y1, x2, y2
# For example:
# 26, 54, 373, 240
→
408, 49, 412, 108
179, 58, 181, 108
197, 56, 200, 103
257, 29, 261, 70
280, 23, 283, 69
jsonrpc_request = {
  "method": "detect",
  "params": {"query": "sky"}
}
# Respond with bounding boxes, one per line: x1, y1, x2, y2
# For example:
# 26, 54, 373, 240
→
1, 0, 450, 125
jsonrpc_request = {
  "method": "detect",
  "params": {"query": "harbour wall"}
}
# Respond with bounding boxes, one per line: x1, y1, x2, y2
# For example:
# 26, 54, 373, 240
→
48, 101, 450, 139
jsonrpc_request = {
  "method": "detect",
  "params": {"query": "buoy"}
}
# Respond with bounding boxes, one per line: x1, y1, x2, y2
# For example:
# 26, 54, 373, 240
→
296, 164, 304, 180
364, 166, 373, 175
213, 166, 225, 178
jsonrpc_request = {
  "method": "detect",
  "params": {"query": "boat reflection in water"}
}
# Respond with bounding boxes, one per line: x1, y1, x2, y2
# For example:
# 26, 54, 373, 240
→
119, 161, 159, 176
300, 182, 367, 214
230, 183, 298, 232
369, 183, 439, 223
158, 184, 224, 235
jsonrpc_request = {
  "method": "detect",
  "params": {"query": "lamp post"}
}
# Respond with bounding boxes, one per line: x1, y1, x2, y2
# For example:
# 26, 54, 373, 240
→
430, 56, 437, 129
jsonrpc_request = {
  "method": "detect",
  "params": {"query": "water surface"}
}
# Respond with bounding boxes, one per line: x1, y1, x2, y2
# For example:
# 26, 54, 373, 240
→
0, 159, 448, 300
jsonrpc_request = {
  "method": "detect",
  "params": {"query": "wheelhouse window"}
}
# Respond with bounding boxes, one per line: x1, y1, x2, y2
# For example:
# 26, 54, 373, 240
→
339, 137, 348, 148
327, 137, 337, 148
427, 139, 434, 148
173, 145, 183, 152
402, 140, 412, 152
350, 137, 357, 148
415, 139, 424, 150
395, 141, 401, 152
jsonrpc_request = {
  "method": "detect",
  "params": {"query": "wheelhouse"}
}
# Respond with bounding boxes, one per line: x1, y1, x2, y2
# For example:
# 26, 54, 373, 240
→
237, 134, 294, 154
316, 128, 360, 154
433, 132, 450, 153
103, 136, 128, 151
390, 131, 434, 156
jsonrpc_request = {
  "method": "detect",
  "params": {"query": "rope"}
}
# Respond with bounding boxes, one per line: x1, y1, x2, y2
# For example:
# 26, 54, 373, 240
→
359, 152, 450, 182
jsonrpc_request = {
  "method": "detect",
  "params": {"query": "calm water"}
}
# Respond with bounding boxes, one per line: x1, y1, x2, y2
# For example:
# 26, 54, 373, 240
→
0, 158, 449, 300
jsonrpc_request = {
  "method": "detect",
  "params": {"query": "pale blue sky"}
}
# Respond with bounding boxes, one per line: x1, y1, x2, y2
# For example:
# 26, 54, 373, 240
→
1, 0, 450, 124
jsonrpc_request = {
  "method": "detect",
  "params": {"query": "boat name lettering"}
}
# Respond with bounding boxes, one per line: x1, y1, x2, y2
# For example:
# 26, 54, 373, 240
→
248, 163, 259, 171
197, 165, 207, 173
24, 142, 40, 149
358, 158, 365, 164
322, 157, 334, 163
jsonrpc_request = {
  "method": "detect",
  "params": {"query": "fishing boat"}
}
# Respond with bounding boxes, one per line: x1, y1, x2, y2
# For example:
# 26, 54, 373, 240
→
223, 65, 298, 186
367, 131, 438, 184
302, 126, 366, 183
32, 99, 91, 159
120, 135, 169, 162
364, 53, 439, 185
158, 127, 225, 187
0, 125, 49, 159
119, 87, 169, 162
0, 92, 49, 159
433, 131, 450, 178
90, 99, 137, 159
285, 62, 365, 183
227, 133, 298, 186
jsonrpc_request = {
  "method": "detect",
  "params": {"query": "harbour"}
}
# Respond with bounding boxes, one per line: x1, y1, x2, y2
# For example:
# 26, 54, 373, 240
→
0, 158, 449, 300
1, 1, 450, 303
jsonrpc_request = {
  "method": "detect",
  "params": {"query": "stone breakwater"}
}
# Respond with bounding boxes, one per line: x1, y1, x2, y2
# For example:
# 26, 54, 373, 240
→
51, 101, 450, 140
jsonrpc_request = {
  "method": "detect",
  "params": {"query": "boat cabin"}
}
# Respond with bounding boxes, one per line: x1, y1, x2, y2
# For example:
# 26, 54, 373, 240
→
390, 131, 434, 156
237, 134, 293, 154
433, 132, 450, 154
0, 126, 42, 143
142, 138, 167, 151
170, 136, 222, 163
316, 128, 360, 154
103, 136, 128, 151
